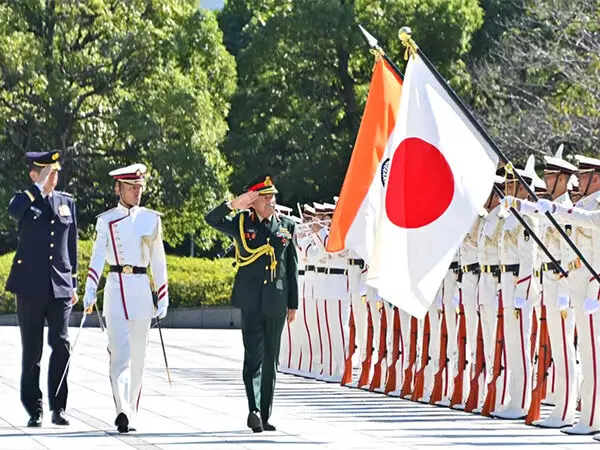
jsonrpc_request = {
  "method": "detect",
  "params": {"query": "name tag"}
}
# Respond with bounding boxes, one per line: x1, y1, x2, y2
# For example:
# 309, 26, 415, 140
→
58, 204, 71, 217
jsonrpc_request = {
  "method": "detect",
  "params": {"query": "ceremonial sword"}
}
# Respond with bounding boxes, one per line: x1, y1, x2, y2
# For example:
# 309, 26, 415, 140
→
55, 309, 90, 396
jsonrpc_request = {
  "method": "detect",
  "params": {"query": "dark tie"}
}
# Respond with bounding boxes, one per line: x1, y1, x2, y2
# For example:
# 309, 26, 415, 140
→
45, 195, 52, 213
262, 218, 270, 227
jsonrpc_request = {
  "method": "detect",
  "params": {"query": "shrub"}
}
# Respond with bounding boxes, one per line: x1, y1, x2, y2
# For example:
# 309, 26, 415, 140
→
0, 240, 236, 314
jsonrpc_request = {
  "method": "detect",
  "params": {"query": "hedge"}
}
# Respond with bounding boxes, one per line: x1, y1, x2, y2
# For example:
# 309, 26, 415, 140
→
0, 240, 236, 314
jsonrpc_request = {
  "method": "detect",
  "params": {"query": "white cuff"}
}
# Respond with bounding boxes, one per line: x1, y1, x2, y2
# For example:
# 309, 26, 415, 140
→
514, 297, 526, 309
557, 296, 569, 311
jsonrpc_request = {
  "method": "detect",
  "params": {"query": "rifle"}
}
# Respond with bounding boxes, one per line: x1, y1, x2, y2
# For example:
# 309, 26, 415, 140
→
526, 303, 551, 424
465, 316, 485, 412
400, 316, 418, 398
357, 301, 374, 387
451, 303, 468, 407
411, 313, 431, 401
341, 304, 356, 386
369, 304, 388, 391
384, 307, 401, 394
482, 292, 505, 416
431, 309, 449, 404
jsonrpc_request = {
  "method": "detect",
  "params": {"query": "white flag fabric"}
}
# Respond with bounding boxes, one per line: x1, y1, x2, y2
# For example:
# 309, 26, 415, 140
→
367, 53, 499, 319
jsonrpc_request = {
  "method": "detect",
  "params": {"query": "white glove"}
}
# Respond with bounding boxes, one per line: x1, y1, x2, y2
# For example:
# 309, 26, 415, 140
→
451, 294, 460, 308
155, 301, 168, 320
584, 298, 600, 314
557, 296, 569, 311
514, 297, 526, 309
503, 195, 516, 210
519, 199, 538, 215
536, 199, 555, 214
83, 292, 96, 310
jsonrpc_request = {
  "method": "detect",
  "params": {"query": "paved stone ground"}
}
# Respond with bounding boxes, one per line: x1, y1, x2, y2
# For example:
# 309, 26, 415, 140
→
0, 325, 597, 449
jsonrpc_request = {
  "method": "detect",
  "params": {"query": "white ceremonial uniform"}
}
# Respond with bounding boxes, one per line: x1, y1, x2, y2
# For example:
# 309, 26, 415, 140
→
494, 204, 539, 419
84, 203, 168, 426
302, 232, 325, 378
477, 204, 508, 412
529, 192, 577, 428
345, 251, 368, 387
549, 191, 600, 434
436, 251, 461, 406
321, 242, 351, 383
455, 214, 485, 409
279, 233, 307, 375
418, 285, 443, 403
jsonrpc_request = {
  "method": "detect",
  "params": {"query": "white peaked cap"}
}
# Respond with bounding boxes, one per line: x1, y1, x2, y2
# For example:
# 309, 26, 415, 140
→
544, 144, 577, 173
574, 154, 600, 170
108, 163, 147, 184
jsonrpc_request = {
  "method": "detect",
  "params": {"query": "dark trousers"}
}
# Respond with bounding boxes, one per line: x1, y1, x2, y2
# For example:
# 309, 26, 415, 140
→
16, 295, 72, 416
241, 312, 286, 421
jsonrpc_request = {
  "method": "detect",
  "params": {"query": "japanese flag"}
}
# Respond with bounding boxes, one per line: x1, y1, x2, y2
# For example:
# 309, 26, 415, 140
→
367, 53, 499, 319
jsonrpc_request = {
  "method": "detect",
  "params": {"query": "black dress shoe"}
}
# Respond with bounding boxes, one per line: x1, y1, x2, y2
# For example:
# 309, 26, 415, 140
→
27, 412, 42, 428
247, 411, 262, 433
115, 412, 130, 433
262, 421, 276, 431
51, 409, 69, 426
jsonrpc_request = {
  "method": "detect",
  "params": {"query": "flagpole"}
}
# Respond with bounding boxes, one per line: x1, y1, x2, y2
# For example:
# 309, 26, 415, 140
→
357, 24, 569, 280
396, 26, 598, 284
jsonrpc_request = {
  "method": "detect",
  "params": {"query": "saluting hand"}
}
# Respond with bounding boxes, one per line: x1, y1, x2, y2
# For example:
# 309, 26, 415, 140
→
230, 191, 260, 210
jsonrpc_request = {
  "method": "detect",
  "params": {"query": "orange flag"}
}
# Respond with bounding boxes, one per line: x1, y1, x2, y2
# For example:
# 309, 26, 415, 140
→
326, 55, 403, 260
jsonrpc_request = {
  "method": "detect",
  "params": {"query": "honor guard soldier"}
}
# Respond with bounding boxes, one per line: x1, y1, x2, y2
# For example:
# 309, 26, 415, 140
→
536, 154, 600, 435
495, 156, 540, 419
83, 163, 169, 433
205, 174, 298, 433
506, 147, 578, 427
6, 150, 78, 427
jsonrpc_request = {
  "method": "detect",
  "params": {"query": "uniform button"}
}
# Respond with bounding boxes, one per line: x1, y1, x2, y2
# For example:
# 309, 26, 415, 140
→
265, 265, 269, 270
50, 243, 54, 248
49, 256, 53, 260
50, 232, 55, 236
50, 220, 55, 224
17, 259, 22, 264
264, 280, 267, 284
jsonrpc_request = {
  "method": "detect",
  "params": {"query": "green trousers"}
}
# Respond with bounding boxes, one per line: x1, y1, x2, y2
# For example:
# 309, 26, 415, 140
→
241, 312, 286, 421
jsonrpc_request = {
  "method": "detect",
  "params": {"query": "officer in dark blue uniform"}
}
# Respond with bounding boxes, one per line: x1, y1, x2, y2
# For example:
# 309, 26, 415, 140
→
5, 150, 78, 427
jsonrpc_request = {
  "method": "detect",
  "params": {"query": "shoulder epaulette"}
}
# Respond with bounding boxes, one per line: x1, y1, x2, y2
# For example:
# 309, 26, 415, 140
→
96, 207, 117, 219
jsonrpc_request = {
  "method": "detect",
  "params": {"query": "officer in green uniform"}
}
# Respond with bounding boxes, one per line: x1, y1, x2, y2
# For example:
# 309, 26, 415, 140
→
205, 174, 298, 433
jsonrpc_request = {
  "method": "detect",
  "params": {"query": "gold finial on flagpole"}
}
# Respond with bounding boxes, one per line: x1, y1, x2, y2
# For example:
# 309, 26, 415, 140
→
398, 26, 418, 60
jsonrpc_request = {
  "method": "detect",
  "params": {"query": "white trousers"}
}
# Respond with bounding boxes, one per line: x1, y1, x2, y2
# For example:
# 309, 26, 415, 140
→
478, 272, 506, 411
279, 275, 306, 373
569, 269, 600, 431
539, 275, 576, 424
440, 270, 459, 403
106, 316, 151, 424
350, 292, 369, 367
499, 273, 534, 414
460, 271, 480, 405
302, 275, 322, 378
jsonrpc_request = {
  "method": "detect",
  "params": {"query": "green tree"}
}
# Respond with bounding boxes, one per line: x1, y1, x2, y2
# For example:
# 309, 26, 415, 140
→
471, 0, 600, 161
219, 0, 484, 208
0, 0, 236, 249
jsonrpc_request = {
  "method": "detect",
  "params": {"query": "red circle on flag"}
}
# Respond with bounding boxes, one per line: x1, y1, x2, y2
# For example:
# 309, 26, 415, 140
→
385, 137, 455, 228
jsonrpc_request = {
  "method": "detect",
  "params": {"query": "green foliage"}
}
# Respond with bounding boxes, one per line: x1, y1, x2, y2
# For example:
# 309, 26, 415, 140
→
471, 0, 600, 159
0, 0, 236, 248
219, 0, 484, 206
0, 240, 236, 314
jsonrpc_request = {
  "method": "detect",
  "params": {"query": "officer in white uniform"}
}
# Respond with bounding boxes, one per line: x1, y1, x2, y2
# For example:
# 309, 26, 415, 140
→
476, 175, 508, 413
536, 154, 600, 435
506, 148, 578, 428
494, 156, 540, 419
83, 164, 168, 433
454, 209, 486, 409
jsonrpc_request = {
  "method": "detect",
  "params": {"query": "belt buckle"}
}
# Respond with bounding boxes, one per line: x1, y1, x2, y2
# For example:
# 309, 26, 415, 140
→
501, 264, 506, 272
122, 264, 133, 275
